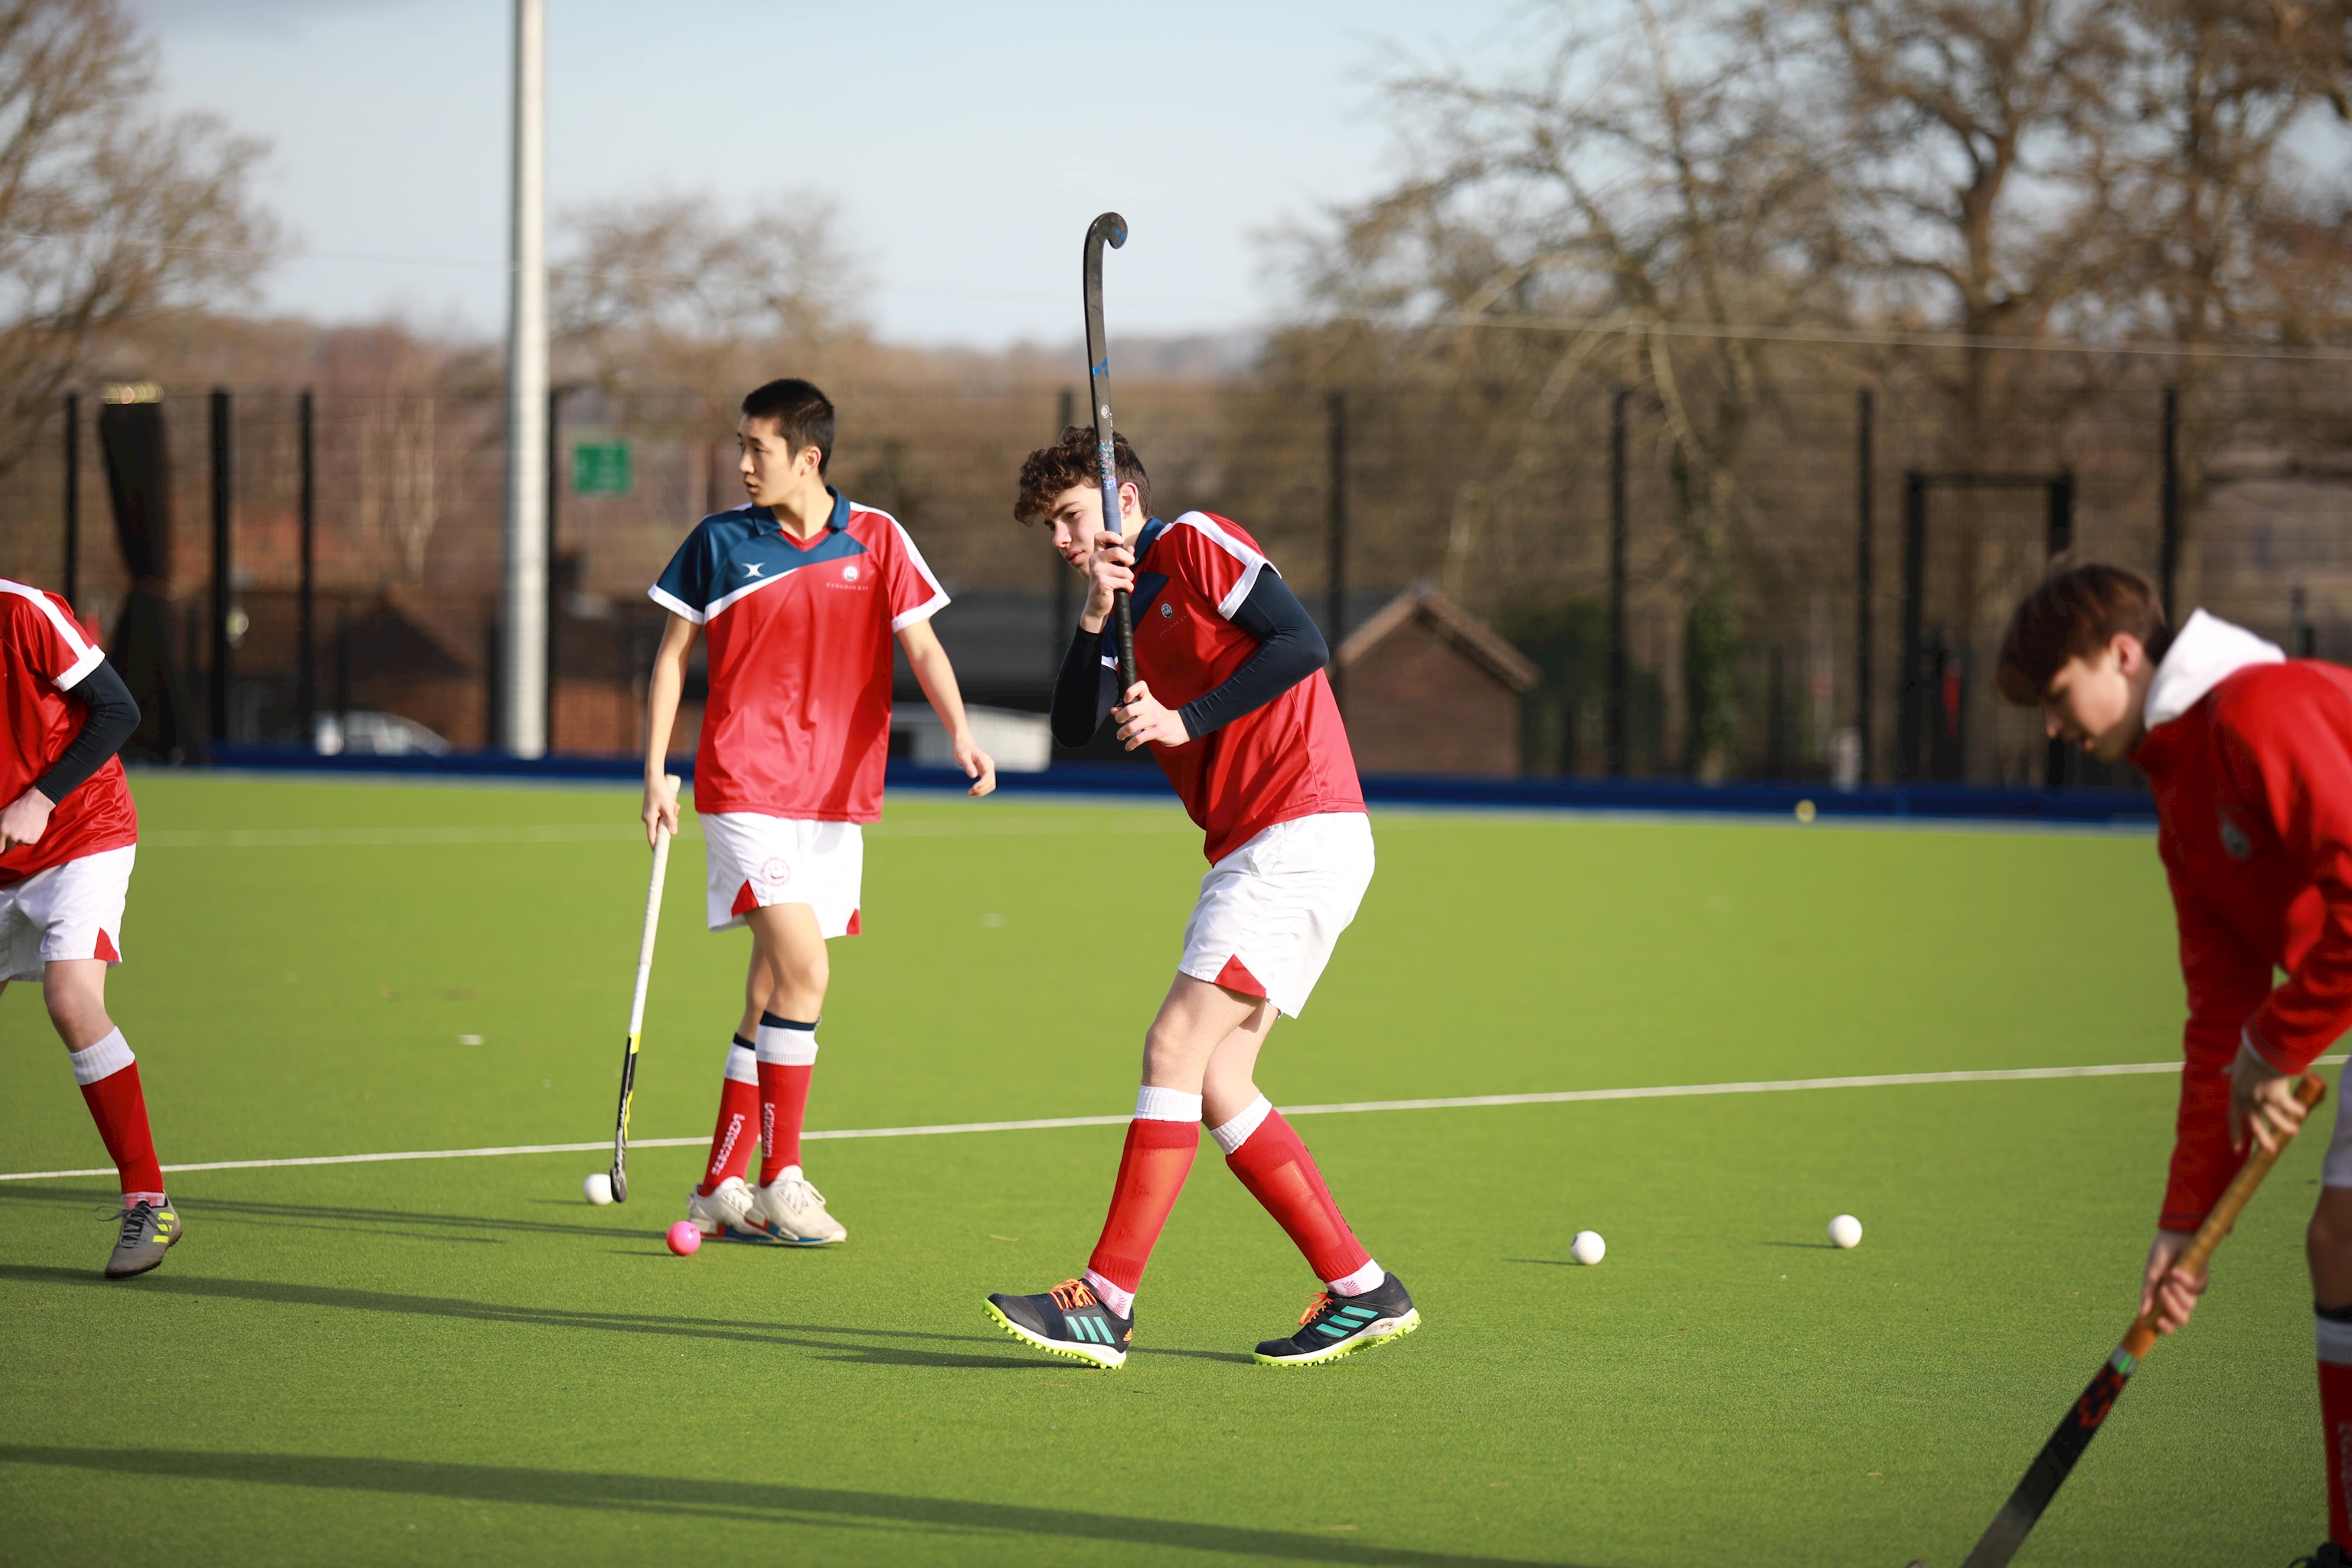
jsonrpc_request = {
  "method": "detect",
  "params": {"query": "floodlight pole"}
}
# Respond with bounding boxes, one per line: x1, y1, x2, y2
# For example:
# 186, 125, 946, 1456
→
498, 0, 548, 757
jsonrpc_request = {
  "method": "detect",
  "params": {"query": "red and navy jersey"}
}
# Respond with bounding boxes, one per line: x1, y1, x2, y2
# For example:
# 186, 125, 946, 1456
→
648, 489, 948, 822
0, 578, 137, 886
1114, 511, 1364, 863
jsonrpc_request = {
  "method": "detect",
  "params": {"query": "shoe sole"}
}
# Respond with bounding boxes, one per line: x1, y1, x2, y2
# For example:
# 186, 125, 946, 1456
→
982, 1301, 1126, 1370
1253, 1307, 1420, 1367
749, 1223, 846, 1246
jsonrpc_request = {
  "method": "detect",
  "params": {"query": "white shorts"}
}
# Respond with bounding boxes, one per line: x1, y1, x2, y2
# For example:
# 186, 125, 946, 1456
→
0, 844, 134, 983
1178, 812, 1374, 1018
702, 813, 863, 939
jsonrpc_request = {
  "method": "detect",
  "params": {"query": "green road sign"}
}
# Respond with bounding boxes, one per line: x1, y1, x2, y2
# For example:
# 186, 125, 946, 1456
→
573, 441, 631, 496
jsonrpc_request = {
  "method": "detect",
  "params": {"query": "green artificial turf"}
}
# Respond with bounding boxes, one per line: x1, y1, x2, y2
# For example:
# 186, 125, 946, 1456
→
0, 773, 2328, 1565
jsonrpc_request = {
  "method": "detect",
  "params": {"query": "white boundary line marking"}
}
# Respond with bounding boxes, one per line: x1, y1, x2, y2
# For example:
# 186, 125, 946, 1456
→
8, 1054, 2337, 1184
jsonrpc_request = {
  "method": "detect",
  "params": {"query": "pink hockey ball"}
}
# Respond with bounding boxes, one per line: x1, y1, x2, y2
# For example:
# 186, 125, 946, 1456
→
665, 1220, 703, 1256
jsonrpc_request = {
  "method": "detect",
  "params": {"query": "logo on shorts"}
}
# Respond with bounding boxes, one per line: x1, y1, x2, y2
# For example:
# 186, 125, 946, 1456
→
760, 857, 792, 884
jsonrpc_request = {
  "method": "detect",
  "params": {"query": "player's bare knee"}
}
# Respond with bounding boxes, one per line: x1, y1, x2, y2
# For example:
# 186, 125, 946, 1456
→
2311, 1191, 2352, 1270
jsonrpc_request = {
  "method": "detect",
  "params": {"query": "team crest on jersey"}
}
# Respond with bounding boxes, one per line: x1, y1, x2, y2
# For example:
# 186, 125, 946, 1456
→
842, 564, 861, 582
2219, 809, 2253, 863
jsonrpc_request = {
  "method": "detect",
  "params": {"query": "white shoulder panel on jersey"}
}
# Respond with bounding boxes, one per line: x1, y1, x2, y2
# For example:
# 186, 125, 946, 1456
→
1168, 511, 1272, 620
0, 577, 102, 689
868, 508, 952, 632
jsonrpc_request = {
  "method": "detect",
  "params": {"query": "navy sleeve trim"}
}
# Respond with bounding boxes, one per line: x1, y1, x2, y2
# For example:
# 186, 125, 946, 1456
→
32, 657, 139, 805
1175, 570, 1328, 741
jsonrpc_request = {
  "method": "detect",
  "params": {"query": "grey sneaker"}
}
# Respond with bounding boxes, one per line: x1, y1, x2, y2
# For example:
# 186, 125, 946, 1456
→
105, 1200, 180, 1279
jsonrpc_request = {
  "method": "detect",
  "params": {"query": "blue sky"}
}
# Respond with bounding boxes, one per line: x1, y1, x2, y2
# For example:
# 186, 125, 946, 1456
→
129, 0, 1535, 347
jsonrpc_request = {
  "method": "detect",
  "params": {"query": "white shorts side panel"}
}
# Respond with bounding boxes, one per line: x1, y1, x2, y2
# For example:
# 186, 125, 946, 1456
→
2324, 1054, 2352, 1187
0, 844, 134, 983
1177, 812, 1374, 1018
701, 814, 863, 939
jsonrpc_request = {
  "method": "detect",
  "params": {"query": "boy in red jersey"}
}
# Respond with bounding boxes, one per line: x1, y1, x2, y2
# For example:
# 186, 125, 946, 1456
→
0, 577, 177, 1277
644, 380, 995, 1246
982, 426, 1417, 1370
1999, 564, 2352, 1561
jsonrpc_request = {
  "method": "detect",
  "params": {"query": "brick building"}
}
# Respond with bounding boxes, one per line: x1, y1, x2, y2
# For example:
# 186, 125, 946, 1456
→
1334, 583, 1537, 776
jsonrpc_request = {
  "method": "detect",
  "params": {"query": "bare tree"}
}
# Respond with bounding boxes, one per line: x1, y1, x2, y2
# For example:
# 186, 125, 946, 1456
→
1305, 0, 1847, 776
553, 191, 866, 413
1821, 0, 2132, 432
0, 0, 274, 474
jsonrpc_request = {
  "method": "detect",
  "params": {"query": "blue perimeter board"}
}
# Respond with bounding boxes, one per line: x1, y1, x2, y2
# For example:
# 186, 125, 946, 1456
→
202, 744, 2158, 827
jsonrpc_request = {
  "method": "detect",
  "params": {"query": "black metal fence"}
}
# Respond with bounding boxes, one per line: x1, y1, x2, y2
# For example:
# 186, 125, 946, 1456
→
2, 360, 2344, 783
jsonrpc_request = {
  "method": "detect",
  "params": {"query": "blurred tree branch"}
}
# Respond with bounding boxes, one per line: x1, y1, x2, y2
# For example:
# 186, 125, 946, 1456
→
0, 0, 275, 479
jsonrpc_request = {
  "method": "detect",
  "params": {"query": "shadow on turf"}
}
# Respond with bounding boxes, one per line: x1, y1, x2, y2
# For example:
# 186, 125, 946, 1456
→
0, 1446, 1580, 1566
0, 1184, 609, 1243
0, 1265, 1259, 1371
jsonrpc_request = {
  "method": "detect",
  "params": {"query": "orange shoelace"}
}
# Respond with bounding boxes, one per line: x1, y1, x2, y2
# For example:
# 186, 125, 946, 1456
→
1049, 1279, 1099, 1311
1296, 1291, 1334, 1327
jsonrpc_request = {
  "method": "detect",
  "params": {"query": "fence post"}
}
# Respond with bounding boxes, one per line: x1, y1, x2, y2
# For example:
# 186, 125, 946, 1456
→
1898, 470, 1926, 783
298, 389, 316, 743
1327, 388, 1348, 710
2159, 386, 2180, 622
209, 387, 233, 746
61, 392, 77, 609
546, 384, 563, 753
1854, 387, 1872, 781
1607, 388, 1629, 776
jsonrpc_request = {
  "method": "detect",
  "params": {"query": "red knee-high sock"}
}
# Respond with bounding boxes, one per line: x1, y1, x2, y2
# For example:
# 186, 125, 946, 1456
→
1223, 1108, 1370, 1285
70, 1030, 162, 1200
1085, 1118, 1200, 1294
756, 1015, 817, 1184
2320, 1315, 2352, 1547
695, 1038, 759, 1196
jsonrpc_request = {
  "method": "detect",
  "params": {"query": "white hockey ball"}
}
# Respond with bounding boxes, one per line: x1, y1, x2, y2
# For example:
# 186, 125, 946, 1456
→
1828, 1214, 1862, 1249
582, 1172, 614, 1206
1570, 1230, 1606, 1266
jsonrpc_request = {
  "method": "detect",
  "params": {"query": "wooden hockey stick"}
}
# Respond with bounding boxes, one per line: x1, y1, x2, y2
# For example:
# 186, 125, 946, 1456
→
1945, 1071, 2328, 1568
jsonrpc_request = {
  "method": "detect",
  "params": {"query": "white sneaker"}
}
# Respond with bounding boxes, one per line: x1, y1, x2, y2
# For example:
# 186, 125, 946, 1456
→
685, 1176, 758, 1237
750, 1168, 847, 1245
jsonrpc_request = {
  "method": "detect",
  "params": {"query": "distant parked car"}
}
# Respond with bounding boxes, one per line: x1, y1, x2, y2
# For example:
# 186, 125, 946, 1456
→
313, 711, 450, 757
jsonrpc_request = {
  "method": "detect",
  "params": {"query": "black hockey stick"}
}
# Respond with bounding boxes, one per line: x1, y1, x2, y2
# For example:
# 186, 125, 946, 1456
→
1935, 1072, 2326, 1568
1082, 211, 1136, 693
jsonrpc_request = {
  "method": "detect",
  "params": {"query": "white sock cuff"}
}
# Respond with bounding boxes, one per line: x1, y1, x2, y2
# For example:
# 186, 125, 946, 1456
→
1329, 1256, 1385, 1297
723, 1043, 758, 1085
1209, 1094, 1273, 1155
69, 1029, 133, 1086
2318, 1313, 2352, 1366
755, 1024, 818, 1066
1083, 1268, 1135, 1318
1134, 1085, 1202, 1123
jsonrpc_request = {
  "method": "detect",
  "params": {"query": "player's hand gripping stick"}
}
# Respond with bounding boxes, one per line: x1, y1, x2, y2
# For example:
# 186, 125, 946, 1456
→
1082, 211, 1135, 693
1942, 1071, 2327, 1568
609, 773, 680, 1204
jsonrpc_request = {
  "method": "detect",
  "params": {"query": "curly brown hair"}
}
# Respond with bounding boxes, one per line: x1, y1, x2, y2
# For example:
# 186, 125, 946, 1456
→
1013, 425, 1151, 525
1995, 563, 2172, 704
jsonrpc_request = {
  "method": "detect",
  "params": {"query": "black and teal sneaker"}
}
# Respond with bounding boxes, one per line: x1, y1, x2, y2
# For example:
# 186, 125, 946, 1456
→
104, 1200, 180, 1279
985, 1279, 1132, 1370
1254, 1272, 1419, 1367
2291, 1546, 2352, 1567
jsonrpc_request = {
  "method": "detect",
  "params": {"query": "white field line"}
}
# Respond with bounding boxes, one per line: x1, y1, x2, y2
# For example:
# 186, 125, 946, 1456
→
7, 1054, 2337, 1184
136, 815, 1195, 849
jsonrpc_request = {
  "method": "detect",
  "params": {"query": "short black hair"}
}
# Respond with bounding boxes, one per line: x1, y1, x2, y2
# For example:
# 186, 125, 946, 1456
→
740, 378, 835, 475
1997, 564, 2173, 704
